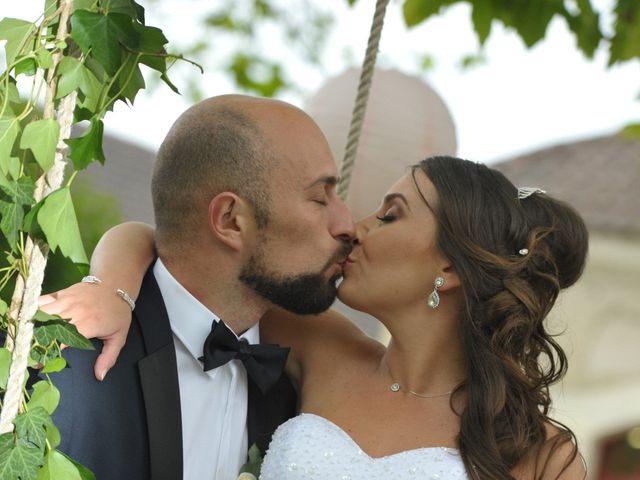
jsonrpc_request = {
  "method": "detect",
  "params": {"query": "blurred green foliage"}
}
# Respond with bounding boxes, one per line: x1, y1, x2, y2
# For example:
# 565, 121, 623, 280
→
151, 0, 640, 99
4, 1, 630, 102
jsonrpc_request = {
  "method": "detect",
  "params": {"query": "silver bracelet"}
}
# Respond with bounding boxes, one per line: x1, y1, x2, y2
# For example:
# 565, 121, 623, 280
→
81, 275, 102, 285
81, 275, 135, 311
116, 288, 136, 311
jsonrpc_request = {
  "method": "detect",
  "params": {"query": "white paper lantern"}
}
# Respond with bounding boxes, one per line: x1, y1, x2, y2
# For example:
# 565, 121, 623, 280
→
305, 68, 457, 339
305, 68, 457, 220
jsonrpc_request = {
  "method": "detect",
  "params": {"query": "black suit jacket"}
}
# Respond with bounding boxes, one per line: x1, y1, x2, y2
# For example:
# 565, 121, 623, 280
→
51, 265, 297, 480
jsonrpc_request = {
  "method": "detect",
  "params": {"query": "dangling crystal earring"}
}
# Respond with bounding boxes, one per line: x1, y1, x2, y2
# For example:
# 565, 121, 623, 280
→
427, 277, 445, 309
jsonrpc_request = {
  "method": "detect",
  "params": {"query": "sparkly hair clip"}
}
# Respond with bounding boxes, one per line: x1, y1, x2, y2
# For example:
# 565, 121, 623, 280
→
517, 187, 546, 200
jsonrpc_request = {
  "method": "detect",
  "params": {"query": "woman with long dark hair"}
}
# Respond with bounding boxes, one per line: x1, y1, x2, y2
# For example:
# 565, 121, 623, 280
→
43, 156, 588, 479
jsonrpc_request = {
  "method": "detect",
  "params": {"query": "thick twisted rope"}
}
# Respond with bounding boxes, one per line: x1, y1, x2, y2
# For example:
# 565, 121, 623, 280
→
0, 0, 75, 434
337, 0, 390, 200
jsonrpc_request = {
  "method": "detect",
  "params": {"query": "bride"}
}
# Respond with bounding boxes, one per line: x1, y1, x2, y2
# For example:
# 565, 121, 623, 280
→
42, 156, 587, 479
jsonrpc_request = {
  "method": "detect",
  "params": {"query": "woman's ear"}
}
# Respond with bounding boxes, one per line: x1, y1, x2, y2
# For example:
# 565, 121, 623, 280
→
207, 192, 254, 251
439, 263, 461, 292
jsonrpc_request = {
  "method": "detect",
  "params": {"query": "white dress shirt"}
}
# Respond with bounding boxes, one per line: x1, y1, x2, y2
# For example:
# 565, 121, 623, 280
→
153, 259, 260, 480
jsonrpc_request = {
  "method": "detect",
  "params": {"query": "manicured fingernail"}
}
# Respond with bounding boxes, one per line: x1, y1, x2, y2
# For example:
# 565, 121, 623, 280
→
99, 369, 108, 381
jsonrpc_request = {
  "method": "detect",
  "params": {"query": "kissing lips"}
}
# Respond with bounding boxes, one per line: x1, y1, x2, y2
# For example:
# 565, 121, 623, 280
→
339, 256, 355, 270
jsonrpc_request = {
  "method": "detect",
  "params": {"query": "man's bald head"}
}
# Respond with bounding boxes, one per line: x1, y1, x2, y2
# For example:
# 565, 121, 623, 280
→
152, 95, 301, 249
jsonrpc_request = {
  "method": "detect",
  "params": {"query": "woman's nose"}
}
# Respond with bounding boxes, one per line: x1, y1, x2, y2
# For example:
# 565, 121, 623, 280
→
352, 219, 370, 245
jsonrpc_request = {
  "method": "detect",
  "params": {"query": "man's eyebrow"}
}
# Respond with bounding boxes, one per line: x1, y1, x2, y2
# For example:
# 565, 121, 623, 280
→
383, 193, 410, 210
306, 175, 340, 189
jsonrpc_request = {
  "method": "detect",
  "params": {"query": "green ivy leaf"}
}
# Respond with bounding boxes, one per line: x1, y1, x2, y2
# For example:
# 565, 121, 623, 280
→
41, 357, 67, 373
103, 0, 138, 17
0, 172, 36, 204
509, 2, 557, 48
0, 347, 11, 390
0, 441, 43, 480
34, 321, 94, 351
37, 450, 78, 480
44, 0, 59, 18
116, 55, 145, 104
0, 433, 13, 452
64, 119, 105, 169
609, 0, 640, 64
134, 23, 168, 72
73, 0, 95, 11
14, 56, 38, 77
71, 10, 139, 75
402, 0, 451, 27
55, 57, 102, 107
33, 310, 64, 323
27, 381, 60, 415
5, 156, 21, 180
133, 2, 146, 23
78, 72, 102, 112
0, 116, 20, 168
56, 57, 84, 99
37, 450, 95, 480
160, 72, 180, 94
37, 187, 88, 264
23, 198, 44, 238
35, 49, 54, 70
471, 0, 493, 45
0, 18, 36, 66
0, 198, 24, 244
45, 423, 61, 451
0, 177, 36, 249
0, 78, 23, 115
20, 119, 60, 172
566, 0, 601, 58
14, 407, 50, 451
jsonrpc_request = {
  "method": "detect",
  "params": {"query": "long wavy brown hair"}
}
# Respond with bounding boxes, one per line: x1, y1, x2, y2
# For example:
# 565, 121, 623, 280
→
412, 156, 588, 479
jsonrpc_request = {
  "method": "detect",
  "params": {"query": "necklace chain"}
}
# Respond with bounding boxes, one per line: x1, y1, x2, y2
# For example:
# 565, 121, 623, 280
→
389, 382, 453, 398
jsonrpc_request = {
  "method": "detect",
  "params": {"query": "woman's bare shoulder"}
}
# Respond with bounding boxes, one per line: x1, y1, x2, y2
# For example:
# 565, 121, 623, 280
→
514, 422, 586, 480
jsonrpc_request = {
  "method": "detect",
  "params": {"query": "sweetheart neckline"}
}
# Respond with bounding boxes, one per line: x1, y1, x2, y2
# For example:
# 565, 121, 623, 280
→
296, 413, 460, 461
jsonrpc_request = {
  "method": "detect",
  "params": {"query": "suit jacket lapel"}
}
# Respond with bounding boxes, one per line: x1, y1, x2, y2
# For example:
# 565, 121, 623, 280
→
136, 266, 183, 480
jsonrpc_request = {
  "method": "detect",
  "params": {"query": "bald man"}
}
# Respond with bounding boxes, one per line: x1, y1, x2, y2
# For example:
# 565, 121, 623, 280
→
49, 95, 355, 480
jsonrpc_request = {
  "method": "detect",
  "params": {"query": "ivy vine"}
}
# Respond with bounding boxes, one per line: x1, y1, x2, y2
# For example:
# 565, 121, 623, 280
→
0, 1, 196, 478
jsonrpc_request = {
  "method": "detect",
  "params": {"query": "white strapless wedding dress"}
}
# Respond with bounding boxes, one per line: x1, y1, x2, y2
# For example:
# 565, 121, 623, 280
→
260, 414, 469, 479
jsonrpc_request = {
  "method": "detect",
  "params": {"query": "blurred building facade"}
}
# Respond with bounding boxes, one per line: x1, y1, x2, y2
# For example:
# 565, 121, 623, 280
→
495, 135, 640, 478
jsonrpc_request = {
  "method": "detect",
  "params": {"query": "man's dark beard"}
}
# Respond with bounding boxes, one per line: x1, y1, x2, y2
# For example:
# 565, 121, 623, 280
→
239, 243, 351, 315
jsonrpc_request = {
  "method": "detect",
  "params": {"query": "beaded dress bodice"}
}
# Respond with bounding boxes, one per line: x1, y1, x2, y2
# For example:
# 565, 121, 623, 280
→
260, 413, 469, 480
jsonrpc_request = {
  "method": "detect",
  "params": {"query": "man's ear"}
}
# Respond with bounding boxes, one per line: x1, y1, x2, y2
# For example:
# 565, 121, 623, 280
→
207, 192, 254, 251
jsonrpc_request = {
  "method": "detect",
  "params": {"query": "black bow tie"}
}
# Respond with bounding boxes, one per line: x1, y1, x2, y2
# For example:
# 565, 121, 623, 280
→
199, 320, 290, 394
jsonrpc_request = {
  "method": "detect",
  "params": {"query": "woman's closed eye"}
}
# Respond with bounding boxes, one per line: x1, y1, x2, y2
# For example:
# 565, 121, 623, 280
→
376, 208, 399, 223
375, 214, 396, 223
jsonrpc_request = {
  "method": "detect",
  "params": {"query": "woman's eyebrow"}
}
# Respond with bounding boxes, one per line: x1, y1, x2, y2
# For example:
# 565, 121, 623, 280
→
382, 193, 410, 210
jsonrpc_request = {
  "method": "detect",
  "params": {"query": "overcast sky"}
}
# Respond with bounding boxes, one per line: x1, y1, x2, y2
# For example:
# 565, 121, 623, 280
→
5, 1, 640, 163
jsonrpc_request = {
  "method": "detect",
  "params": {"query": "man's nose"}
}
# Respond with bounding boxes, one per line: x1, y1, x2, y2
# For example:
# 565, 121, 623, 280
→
331, 198, 356, 242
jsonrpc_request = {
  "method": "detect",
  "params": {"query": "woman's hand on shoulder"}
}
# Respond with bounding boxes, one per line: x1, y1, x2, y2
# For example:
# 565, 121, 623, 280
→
39, 281, 133, 381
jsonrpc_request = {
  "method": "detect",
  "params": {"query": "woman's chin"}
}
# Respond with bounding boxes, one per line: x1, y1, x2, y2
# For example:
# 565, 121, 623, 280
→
336, 279, 360, 310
